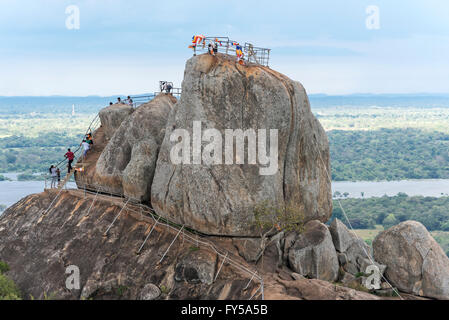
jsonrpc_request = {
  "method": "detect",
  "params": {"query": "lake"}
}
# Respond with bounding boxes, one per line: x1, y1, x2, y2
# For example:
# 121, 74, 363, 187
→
0, 180, 77, 213
332, 179, 449, 199
1, 179, 449, 214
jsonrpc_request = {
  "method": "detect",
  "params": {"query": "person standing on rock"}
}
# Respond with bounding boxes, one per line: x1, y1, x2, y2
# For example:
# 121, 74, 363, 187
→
126, 96, 133, 106
49, 165, 58, 188
236, 44, 244, 65
208, 42, 214, 55
161, 81, 167, 93
166, 82, 172, 94
56, 168, 61, 186
81, 140, 90, 159
64, 148, 75, 173
86, 133, 94, 151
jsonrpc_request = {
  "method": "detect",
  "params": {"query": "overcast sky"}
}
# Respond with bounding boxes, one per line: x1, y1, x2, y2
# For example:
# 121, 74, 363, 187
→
1, 0, 448, 96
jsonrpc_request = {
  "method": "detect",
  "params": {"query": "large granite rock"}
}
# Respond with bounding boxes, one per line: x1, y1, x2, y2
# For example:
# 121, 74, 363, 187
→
99, 103, 134, 140
329, 218, 385, 277
0, 191, 262, 300
151, 53, 331, 236
373, 221, 449, 299
288, 220, 339, 282
93, 94, 176, 201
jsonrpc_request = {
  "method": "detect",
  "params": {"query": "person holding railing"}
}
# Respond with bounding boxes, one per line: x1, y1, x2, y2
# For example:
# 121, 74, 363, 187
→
56, 168, 61, 187
64, 148, 75, 173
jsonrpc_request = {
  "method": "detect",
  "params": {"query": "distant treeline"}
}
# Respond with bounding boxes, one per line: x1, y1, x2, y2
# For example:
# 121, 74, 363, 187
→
332, 193, 449, 232
2, 128, 449, 182
329, 128, 449, 181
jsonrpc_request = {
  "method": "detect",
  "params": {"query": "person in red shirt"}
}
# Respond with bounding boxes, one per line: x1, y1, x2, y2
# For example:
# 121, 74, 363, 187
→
64, 148, 75, 173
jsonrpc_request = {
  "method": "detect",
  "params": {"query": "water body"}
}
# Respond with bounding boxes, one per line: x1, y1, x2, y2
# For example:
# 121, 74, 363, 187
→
0, 180, 76, 213
0, 179, 448, 215
332, 179, 449, 199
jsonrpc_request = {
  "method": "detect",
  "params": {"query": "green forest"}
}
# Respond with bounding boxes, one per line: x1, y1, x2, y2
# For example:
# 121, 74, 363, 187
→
329, 129, 449, 181
332, 194, 449, 256
1, 104, 449, 182
332, 193, 449, 231
2, 128, 449, 182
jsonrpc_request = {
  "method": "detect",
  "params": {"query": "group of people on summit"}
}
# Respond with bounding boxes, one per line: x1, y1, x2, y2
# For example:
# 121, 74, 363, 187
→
190, 35, 245, 64
47, 36, 250, 188
110, 96, 134, 106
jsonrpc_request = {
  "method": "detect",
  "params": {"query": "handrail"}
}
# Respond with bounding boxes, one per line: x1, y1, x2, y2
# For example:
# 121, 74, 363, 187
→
130, 89, 182, 108
70, 185, 264, 299
44, 113, 101, 189
190, 36, 271, 67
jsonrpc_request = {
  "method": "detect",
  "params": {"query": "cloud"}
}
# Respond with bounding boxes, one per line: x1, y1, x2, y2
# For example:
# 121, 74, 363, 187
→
1, 0, 449, 95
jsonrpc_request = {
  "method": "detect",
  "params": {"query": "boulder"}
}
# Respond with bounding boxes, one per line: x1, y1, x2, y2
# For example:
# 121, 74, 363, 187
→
99, 103, 134, 140
277, 278, 380, 300
288, 220, 339, 282
94, 94, 176, 200
174, 249, 217, 285
151, 53, 331, 236
140, 283, 161, 300
329, 218, 385, 276
373, 220, 449, 299
329, 218, 354, 252
232, 238, 263, 262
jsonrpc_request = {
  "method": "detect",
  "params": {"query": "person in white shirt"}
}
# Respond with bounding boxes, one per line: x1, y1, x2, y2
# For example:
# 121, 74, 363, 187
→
49, 165, 58, 188
81, 140, 90, 159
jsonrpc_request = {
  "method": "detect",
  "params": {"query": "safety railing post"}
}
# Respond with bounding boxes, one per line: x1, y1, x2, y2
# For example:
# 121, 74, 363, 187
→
159, 225, 184, 264
103, 198, 130, 237
136, 216, 161, 254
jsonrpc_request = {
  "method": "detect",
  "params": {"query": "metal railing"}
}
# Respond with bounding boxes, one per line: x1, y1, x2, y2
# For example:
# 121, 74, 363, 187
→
62, 183, 264, 300
190, 36, 271, 67
130, 89, 182, 107
45, 113, 101, 189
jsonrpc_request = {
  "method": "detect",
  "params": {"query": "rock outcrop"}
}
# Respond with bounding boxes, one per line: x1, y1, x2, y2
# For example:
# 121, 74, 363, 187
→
99, 103, 134, 140
373, 221, 449, 299
76, 94, 176, 202
0, 190, 380, 300
288, 220, 339, 282
329, 218, 385, 277
0, 191, 261, 300
151, 53, 331, 236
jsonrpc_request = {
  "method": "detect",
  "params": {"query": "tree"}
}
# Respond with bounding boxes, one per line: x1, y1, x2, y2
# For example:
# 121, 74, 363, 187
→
382, 214, 398, 229
252, 201, 305, 264
0, 262, 21, 300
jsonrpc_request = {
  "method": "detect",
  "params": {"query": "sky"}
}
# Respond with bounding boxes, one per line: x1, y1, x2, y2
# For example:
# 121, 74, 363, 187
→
1, 0, 449, 96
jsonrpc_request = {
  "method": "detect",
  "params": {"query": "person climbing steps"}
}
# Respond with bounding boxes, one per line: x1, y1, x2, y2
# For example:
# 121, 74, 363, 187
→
56, 168, 61, 187
64, 148, 75, 173
81, 140, 90, 159
86, 133, 94, 151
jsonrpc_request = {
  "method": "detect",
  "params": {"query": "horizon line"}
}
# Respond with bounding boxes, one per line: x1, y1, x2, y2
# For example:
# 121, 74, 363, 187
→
1, 93, 449, 99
